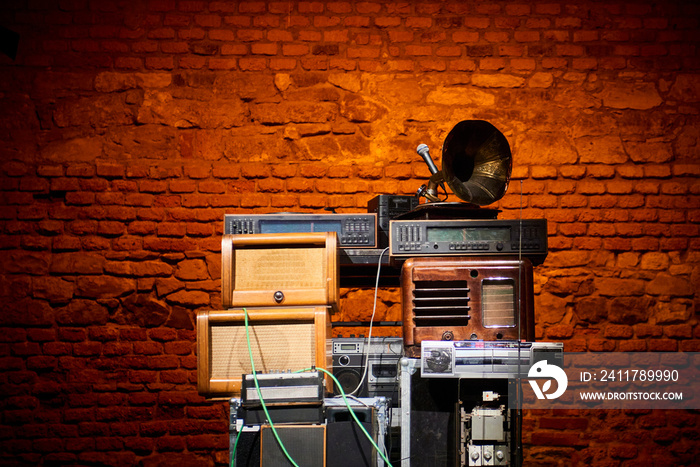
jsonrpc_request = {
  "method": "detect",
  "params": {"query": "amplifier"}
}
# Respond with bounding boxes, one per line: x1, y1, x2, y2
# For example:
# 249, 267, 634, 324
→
389, 218, 547, 264
420, 341, 564, 378
224, 213, 377, 248
242, 372, 324, 406
332, 337, 402, 405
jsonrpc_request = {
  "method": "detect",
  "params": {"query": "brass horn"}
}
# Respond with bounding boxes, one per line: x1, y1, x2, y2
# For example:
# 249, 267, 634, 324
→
417, 120, 512, 206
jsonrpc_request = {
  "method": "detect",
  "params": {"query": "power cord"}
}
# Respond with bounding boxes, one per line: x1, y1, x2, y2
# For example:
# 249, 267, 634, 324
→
348, 247, 390, 396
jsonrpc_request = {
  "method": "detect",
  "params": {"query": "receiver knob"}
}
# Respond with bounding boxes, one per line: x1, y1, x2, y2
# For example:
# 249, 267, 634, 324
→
273, 291, 284, 303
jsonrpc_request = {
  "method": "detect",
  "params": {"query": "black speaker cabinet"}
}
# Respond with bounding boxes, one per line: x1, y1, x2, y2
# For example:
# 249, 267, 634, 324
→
326, 406, 377, 467
261, 425, 325, 467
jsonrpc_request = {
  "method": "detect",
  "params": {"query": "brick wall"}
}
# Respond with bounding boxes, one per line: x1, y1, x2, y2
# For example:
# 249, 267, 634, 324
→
1, 0, 698, 465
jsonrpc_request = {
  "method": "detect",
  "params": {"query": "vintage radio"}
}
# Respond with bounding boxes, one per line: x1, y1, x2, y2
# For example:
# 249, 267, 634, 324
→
196, 306, 332, 400
224, 213, 377, 248
221, 231, 339, 312
401, 256, 534, 357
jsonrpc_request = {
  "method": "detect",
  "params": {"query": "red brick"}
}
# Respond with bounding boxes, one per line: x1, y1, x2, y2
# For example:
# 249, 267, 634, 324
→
531, 432, 582, 446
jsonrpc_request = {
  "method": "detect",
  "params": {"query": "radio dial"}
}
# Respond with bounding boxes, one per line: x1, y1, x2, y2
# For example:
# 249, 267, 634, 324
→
338, 355, 350, 366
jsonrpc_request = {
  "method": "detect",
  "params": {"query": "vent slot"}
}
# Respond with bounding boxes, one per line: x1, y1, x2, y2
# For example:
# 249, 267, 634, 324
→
412, 280, 470, 326
482, 279, 516, 328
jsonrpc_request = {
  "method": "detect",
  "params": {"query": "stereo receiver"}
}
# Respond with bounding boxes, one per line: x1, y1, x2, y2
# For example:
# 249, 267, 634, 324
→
224, 213, 377, 248
389, 218, 547, 263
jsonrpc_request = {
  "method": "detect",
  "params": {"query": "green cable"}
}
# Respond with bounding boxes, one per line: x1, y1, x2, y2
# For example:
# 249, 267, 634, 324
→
244, 307, 392, 467
244, 308, 300, 467
230, 426, 241, 467
299, 367, 393, 467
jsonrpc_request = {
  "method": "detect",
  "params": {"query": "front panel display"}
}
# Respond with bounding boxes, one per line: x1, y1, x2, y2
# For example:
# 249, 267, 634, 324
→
225, 214, 377, 248
390, 219, 547, 263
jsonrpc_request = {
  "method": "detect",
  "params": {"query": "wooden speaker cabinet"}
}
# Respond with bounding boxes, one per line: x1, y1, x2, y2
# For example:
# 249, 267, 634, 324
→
196, 306, 332, 400
401, 256, 535, 357
221, 232, 339, 313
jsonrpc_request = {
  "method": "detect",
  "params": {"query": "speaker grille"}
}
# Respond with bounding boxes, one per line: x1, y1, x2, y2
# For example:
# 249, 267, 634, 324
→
482, 279, 516, 327
412, 280, 470, 326
261, 425, 325, 467
210, 322, 316, 378
234, 247, 325, 291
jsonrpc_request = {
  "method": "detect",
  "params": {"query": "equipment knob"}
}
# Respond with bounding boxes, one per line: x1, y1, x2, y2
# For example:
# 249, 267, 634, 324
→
339, 355, 350, 366
442, 331, 454, 341
496, 450, 505, 461
484, 450, 492, 461
471, 450, 479, 461
273, 291, 284, 303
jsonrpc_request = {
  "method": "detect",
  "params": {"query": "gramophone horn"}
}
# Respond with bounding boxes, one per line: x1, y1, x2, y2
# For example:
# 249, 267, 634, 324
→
423, 120, 512, 205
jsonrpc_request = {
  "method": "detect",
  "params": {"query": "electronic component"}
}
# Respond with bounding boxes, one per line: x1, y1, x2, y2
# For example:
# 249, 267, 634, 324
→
332, 337, 403, 407
420, 341, 564, 378
389, 218, 547, 264
463, 402, 510, 466
367, 195, 419, 248
221, 231, 339, 311
224, 213, 377, 248
242, 371, 324, 406
196, 306, 331, 400
401, 256, 535, 357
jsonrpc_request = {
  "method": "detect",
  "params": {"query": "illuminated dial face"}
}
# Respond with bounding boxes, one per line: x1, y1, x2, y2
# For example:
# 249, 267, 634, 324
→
426, 226, 510, 243
259, 219, 343, 234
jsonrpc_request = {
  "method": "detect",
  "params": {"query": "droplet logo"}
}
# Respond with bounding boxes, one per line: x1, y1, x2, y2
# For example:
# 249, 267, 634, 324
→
528, 360, 568, 400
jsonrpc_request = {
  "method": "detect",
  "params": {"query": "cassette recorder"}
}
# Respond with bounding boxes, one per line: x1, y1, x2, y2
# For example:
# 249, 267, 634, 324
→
420, 341, 564, 378
332, 337, 403, 406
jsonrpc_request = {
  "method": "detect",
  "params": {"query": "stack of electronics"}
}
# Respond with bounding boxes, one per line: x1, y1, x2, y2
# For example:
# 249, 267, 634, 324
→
196, 230, 391, 466
194, 120, 563, 466
391, 121, 560, 467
